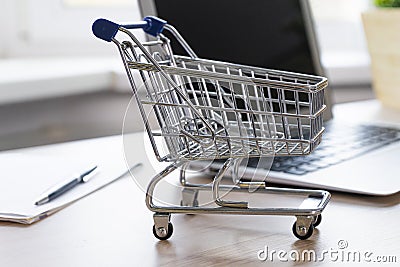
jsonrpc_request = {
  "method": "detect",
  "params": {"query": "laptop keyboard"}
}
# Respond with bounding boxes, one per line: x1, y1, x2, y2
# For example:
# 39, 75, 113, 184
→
250, 124, 400, 176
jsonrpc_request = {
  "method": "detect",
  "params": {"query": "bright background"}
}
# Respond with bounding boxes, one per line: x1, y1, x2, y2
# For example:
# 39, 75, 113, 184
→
0, 0, 376, 150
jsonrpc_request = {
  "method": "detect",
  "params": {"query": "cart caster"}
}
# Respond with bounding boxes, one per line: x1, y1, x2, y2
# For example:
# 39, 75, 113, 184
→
153, 213, 173, 240
313, 214, 322, 227
292, 216, 314, 240
292, 222, 314, 240
153, 222, 173, 240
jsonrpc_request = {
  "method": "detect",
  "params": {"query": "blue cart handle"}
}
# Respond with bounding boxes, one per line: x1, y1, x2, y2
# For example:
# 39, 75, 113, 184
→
92, 16, 167, 42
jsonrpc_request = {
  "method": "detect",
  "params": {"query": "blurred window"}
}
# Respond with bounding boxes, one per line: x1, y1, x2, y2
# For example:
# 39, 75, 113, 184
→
310, 0, 373, 85
64, 0, 133, 6
0, 0, 143, 58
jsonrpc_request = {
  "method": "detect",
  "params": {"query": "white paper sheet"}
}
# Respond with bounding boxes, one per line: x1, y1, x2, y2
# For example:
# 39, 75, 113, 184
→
0, 151, 136, 224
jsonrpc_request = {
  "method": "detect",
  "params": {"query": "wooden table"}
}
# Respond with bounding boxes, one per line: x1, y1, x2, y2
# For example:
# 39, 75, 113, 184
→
1, 100, 399, 266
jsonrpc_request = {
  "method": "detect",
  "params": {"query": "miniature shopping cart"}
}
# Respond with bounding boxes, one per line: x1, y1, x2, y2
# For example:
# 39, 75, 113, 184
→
92, 16, 331, 240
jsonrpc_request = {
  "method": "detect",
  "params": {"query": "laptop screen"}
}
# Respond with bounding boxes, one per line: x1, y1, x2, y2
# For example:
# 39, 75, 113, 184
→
153, 0, 317, 75
140, 0, 333, 121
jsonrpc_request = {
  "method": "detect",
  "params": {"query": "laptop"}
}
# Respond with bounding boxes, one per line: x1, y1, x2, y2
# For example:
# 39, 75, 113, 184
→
138, 0, 400, 195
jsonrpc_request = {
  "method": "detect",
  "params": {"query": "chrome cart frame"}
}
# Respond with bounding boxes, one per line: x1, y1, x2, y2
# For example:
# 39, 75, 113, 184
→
93, 16, 330, 240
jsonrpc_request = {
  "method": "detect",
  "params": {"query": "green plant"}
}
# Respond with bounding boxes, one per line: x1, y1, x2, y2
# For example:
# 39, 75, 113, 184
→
375, 0, 400, 7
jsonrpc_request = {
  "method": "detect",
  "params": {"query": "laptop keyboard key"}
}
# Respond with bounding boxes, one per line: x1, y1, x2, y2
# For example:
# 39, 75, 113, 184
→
269, 124, 400, 176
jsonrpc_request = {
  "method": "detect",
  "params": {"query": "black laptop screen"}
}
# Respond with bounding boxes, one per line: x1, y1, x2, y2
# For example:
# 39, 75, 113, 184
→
154, 0, 317, 75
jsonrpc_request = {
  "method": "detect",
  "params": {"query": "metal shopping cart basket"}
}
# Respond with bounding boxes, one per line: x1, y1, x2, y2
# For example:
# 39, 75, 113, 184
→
92, 16, 331, 240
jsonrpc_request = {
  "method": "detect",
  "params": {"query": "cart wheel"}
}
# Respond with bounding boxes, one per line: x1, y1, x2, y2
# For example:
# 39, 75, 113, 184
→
313, 214, 322, 227
292, 222, 314, 240
153, 222, 173, 240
